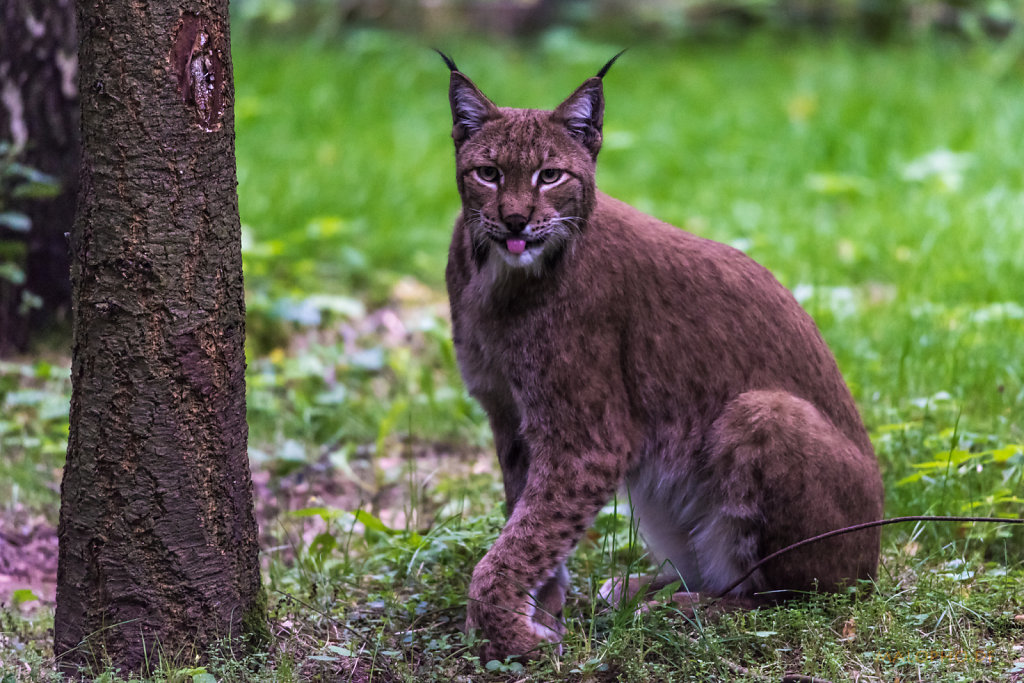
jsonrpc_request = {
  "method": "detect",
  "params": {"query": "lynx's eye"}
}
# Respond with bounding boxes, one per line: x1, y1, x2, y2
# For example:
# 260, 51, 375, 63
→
538, 168, 563, 185
476, 166, 501, 183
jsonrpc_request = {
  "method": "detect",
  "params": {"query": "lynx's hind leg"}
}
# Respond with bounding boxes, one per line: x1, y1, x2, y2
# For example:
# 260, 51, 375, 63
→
693, 390, 883, 598
597, 574, 760, 623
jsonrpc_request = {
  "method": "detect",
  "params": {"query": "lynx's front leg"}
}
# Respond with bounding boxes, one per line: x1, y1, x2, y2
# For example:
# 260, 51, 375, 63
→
476, 397, 570, 641
467, 441, 627, 661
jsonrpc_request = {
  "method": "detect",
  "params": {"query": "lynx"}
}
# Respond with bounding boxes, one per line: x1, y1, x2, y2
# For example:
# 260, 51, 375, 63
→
441, 52, 884, 662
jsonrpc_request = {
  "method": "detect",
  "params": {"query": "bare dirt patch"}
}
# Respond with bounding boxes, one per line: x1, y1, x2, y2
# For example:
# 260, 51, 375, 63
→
0, 442, 493, 612
0, 509, 57, 610
253, 440, 494, 568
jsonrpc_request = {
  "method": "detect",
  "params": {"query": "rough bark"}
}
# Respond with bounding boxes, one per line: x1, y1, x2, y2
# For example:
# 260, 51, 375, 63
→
55, 0, 267, 676
0, 0, 78, 355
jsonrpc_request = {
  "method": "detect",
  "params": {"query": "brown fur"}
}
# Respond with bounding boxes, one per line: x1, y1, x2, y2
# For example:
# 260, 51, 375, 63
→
443, 58, 884, 662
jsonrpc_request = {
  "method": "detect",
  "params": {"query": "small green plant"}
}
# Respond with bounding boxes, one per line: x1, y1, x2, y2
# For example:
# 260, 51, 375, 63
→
0, 142, 61, 323
0, 359, 71, 510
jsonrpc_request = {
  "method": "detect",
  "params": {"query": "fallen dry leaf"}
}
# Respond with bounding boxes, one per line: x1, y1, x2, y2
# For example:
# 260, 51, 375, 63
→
841, 616, 857, 640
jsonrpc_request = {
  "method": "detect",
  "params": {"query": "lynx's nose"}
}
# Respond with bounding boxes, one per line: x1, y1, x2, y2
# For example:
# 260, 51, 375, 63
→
503, 214, 529, 235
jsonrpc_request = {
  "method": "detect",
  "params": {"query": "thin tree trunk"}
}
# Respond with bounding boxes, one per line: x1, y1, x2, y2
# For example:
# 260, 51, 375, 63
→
0, 0, 78, 354
55, 0, 267, 676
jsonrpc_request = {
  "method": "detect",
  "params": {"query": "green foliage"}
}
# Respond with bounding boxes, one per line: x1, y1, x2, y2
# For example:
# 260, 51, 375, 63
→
245, 305, 488, 470
234, 32, 456, 303
0, 144, 59, 258
0, 360, 70, 509
0, 144, 61, 322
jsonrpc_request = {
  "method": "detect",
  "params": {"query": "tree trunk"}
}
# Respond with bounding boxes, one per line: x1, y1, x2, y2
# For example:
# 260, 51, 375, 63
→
55, 0, 267, 676
0, 0, 78, 355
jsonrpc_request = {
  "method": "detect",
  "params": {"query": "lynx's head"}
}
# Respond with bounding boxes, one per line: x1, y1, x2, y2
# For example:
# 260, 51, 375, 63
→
441, 51, 623, 273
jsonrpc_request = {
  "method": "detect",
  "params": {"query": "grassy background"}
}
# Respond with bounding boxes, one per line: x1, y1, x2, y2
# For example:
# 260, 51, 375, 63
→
2, 27, 1023, 681
236, 30, 1024, 417
235, 29, 1024, 528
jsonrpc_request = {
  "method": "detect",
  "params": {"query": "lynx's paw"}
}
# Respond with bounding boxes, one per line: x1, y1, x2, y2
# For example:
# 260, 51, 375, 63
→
466, 561, 567, 662
466, 601, 562, 663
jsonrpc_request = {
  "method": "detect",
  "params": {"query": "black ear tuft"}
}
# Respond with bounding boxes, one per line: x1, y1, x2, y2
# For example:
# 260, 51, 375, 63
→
596, 49, 628, 79
438, 52, 497, 146
434, 48, 458, 73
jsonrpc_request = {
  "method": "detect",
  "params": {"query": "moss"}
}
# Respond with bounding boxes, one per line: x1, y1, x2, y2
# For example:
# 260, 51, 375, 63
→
240, 585, 272, 651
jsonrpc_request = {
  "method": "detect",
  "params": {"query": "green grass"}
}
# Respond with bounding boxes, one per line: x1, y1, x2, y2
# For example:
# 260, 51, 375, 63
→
3, 28, 1024, 682
235, 28, 1024, 423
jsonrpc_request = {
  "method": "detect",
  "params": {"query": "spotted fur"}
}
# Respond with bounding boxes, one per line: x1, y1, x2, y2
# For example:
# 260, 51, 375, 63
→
443, 56, 884, 662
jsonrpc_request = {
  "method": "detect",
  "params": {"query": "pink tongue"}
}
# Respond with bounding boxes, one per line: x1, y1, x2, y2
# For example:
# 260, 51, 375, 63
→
506, 239, 527, 255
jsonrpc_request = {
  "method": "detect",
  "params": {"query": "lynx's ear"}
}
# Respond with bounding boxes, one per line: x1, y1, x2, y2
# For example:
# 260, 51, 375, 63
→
450, 73, 500, 144
552, 51, 624, 159
552, 77, 605, 159
438, 52, 501, 147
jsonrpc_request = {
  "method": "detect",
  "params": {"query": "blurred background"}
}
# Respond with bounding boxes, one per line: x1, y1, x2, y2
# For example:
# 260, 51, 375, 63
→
1, 2, 1023, 666
232, 0, 1018, 42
